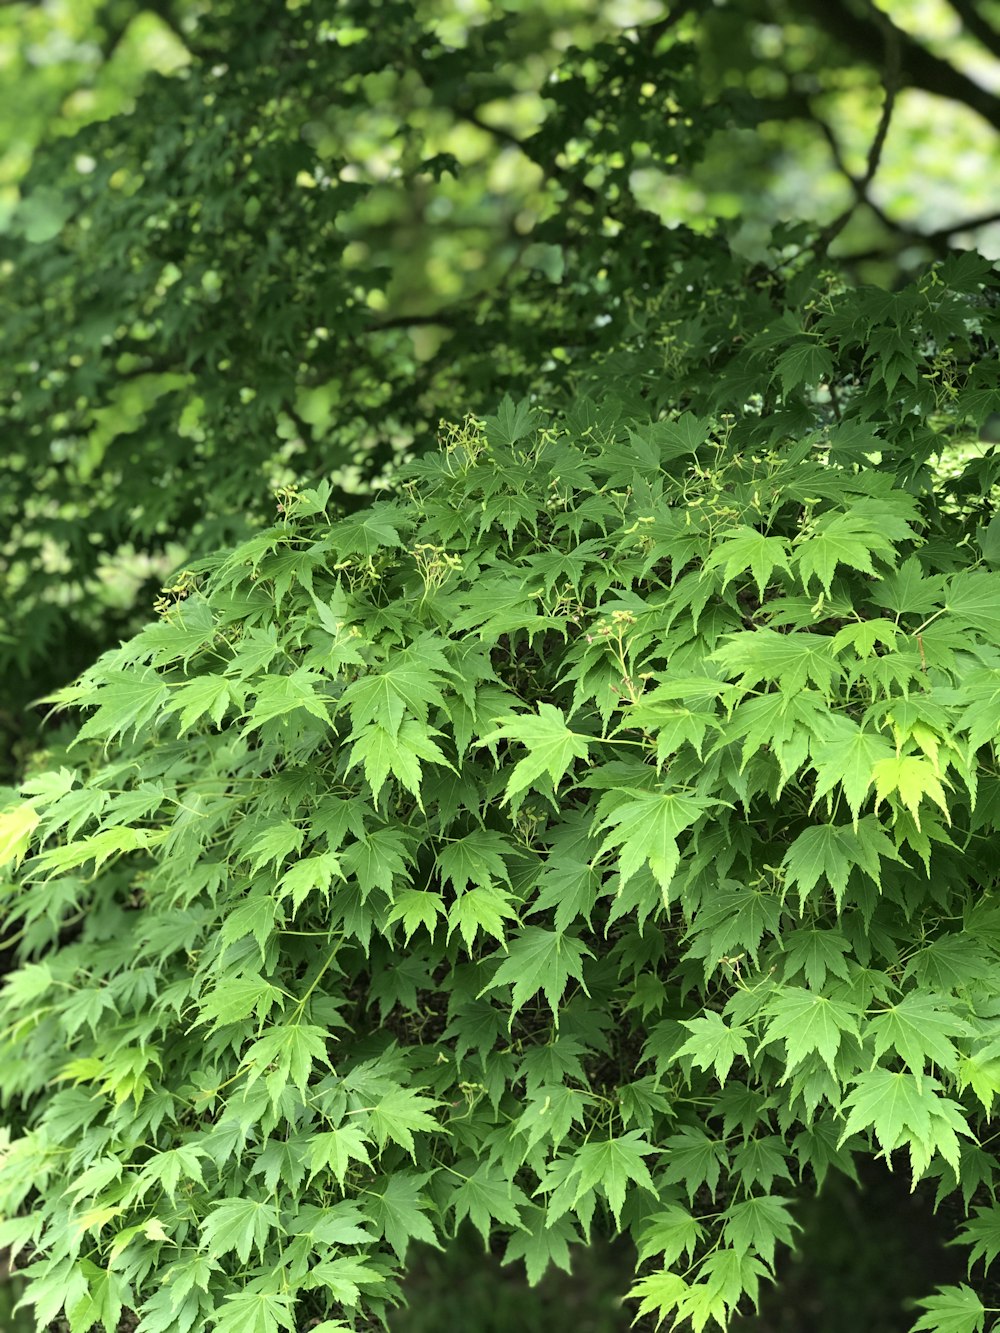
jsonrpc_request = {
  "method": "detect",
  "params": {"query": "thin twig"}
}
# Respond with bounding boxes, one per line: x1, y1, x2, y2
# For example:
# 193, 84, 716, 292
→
815, 11, 902, 257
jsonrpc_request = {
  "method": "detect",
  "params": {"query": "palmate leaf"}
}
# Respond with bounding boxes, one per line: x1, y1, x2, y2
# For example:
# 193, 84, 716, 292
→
594, 789, 720, 898
566, 1131, 658, 1228
0, 802, 39, 870
502, 1207, 578, 1286
868, 993, 968, 1076
676, 1011, 751, 1083
213, 1292, 296, 1333
327, 505, 408, 557
451, 1161, 530, 1243
677, 1248, 769, 1333
721, 1195, 800, 1268
794, 498, 917, 598
308, 1123, 373, 1188
781, 817, 902, 908
72, 670, 170, 745
711, 631, 842, 698
364, 1173, 439, 1262
340, 654, 447, 738
346, 718, 451, 803
702, 526, 793, 600
242, 1023, 331, 1095
956, 1204, 1000, 1273
775, 340, 834, 393
481, 926, 592, 1020
911, 1285, 987, 1333
839, 1071, 973, 1177
478, 703, 591, 804
762, 988, 860, 1074
201, 1197, 279, 1264
872, 754, 952, 829
809, 720, 896, 821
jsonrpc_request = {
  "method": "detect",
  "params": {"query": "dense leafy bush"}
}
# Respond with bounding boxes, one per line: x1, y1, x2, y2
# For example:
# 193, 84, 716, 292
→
2, 251, 1000, 1332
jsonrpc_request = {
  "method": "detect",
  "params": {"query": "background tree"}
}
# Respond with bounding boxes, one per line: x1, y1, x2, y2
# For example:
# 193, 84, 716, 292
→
2, 0, 999, 767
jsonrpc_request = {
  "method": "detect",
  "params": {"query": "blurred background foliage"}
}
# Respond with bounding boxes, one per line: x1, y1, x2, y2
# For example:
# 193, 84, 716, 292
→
0, 0, 998, 1328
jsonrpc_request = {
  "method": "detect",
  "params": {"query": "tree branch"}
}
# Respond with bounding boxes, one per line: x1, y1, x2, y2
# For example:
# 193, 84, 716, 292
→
944, 0, 1000, 60
793, 0, 1000, 130
815, 12, 901, 256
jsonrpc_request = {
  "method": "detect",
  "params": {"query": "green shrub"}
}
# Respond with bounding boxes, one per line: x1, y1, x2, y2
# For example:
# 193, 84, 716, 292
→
2, 253, 1000, 1332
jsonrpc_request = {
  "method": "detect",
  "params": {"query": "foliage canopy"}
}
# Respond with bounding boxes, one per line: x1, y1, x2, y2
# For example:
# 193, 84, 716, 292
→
2, 244, 1000, 1329
3, 2, 1000, 1331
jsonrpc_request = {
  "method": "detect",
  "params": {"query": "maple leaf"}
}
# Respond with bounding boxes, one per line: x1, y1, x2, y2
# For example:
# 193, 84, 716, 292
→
478, 703, 592, 804
781, 818, 901, 908
839, 1070, 973, 1177
566, 1132, 658, 1227
502, 1208, 578, 1285
451, 1161, 530, 1242
365, 1173, 439, 1261
594, 788, 720, 898
872, 754, 951, 829
721, 1195, 800, 1268
809, 720, 896, 821
868, 993, 967, 1077
762, 988, 860, 1075
346, 718, 451, 803
775, 340, 834, 393
702, 526, 793, 600
0, 802, 39, 870
676, 1011, 751, 1083
911, 1285, 986, 1333
201, 1197, 279, 1264
481, 926, 592, 1020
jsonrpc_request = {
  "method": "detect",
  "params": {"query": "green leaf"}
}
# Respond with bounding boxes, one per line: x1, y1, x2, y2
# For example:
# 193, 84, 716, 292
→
956, 1204, 1000, 1274
308, 1124, 372, 1187
213, 1292, 296, 1333
347, 719, 451, 803
201, 1197, 279, 1264
762, 988, 860, 1074
676, 1011, 751, 1083
74, 670, 170, 744
451, 1161, 530, 1242
245, 668, 331, 729
243, 1023, 330, 1095
567, 1132, 658, 1227
911, 1285, 986, 1333
365, 1173, 439, 1262
448, 885, 518, 948
839, 1070, 973, 1177
341, 657, 447, 739
721, 1195, 799, 1268
367, 1087, 440, 1156
775, 341, 834, 393
872, 755, 951, 829
485, 395, 539, 448
595, 789, 718, 897
329, 506, 408, 557
162, 674, 232, 734
703, 526, 793, 600
781, 818, 901, 908
481, 926, 592, 1021
628, 1269, 689, 1329
868, 993, 966, 1076
479, 703, 591, 803
0, 802, 39, 870
810, 721, 895, 821
502, 1208, 577, 1286
386, 889, 446, 942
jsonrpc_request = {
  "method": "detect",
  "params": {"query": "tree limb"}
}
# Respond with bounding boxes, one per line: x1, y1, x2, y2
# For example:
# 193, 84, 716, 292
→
944, 0, 1000, 61
792, 0, 1000, 130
